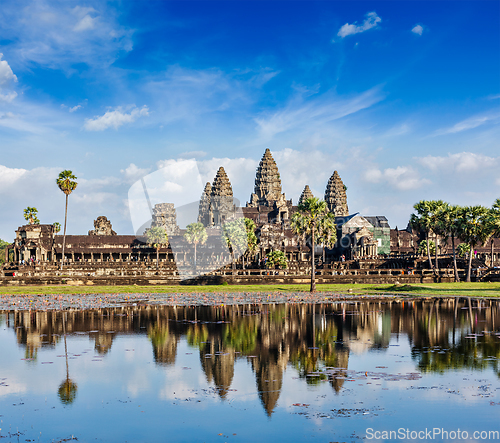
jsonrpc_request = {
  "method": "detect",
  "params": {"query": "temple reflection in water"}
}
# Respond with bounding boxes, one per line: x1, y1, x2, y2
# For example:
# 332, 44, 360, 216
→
3, 298, 500, 415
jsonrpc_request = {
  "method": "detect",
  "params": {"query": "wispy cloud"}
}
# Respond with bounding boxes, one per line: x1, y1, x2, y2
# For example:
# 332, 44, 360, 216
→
417, 152, 499, 173
337, 12, 381, 38
364, 166, 430, 191
84, 105, 149, 131
411, 24, 424, 36
254, 87, 385, 139
0, 1, 133, 70
432, 112, 500, 136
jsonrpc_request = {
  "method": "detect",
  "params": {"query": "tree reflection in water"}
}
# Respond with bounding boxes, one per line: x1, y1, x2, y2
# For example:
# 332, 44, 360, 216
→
58, 311, 77, 405
5, 297, 500, 414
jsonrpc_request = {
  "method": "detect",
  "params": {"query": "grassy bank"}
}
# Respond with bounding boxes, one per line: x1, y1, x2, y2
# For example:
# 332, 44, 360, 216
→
0, 282, 499, 297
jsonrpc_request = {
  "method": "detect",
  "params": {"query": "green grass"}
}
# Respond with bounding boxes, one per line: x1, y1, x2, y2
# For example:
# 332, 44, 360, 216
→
0, 282, 499, 297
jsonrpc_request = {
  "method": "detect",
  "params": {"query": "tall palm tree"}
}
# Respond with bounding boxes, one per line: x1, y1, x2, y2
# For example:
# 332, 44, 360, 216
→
146, 226, 169, 270
429, 200, 446, 272
243, 218, 258, 269
184, 222, 208, 269
458, 205, 490, 282
56, 170, 77, 271
487, 198, 500, 269
291, 197, 336, 293
410, 200, 435, 270
23, 207, 40, 225
221, 218, 248, 270
436, 204, 462, 282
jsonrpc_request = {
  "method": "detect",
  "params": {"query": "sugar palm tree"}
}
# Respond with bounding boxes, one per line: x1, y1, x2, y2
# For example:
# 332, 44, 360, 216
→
291, 197, 336, 292
221, 218, 248, 270
146, 226, 169, 270
458, 205, 490, 282
410, 200, 435, 270
184, 222, 208, 269
23, 207, 40, 225
53, 222, 61, 234
487, 198, 500, 268
56, 170, 77, 271
436, 204, 462, 282
243, 218, 258, 269
429, 200, 446, 272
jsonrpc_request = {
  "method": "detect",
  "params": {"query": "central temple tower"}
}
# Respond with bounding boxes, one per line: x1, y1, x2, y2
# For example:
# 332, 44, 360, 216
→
247, 148, 286, 208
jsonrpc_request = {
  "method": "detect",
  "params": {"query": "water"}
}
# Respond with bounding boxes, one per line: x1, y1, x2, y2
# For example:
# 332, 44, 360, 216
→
1, 298, 499, 442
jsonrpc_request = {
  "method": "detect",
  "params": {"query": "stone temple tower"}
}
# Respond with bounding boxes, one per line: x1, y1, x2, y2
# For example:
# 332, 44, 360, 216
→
248, 148, 286, 208
197, 182, 212, 226
324, 171, 349, 216
298, 185, 314, 205
210, 167, 235, 225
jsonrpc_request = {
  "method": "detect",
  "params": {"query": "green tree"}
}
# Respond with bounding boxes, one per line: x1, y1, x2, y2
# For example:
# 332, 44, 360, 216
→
56, 170, 78, 271
487, 198, 500, 268
0, 239, 10, 266
266, 250, 288, 269
429, 200, 447, 272
53, 222, 61, 234
410, 200, 438, 270
291, 197, 336, 292
435, 204, 462, 282
184, 222, 208, 269
146, 226, 169, 270
417, 239, 436, 256
222, 218, 248, 270
457, 242, 470, 258
458, 205, 490, 282
243, 218, 258, 269
23, 207, 40, 225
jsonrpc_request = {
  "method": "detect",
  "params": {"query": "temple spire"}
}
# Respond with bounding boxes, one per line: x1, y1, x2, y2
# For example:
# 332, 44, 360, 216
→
247, 148, 285, 207
298, 185, 314, 205
324, 171, 348, 216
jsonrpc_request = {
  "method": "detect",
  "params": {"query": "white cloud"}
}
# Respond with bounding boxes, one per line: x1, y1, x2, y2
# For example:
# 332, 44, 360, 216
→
337, 12, 381, 38
0, 53, 18, 102
254, 86, 385, 139
0, 2, 133, 70
411, 24, 424, 36
69, 105, 82, 112
120, 163, 151, 182
433, 112, 500, 136
417, 152, 499, 173
84, 105, 149, 131
364, 166, 430, 191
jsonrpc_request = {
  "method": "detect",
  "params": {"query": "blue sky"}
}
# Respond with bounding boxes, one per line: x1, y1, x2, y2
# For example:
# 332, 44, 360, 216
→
0, 0, 499, 240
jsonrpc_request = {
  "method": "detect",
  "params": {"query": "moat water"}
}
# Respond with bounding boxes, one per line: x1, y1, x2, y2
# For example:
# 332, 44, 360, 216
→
1, 298, 499, 442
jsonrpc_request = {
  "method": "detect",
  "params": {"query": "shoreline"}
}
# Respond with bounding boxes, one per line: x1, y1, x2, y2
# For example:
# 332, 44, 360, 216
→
0, 282, 499, 310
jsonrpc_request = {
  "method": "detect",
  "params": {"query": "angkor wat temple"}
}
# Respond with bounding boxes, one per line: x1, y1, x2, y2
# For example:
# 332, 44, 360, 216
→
2, 148, 499, 283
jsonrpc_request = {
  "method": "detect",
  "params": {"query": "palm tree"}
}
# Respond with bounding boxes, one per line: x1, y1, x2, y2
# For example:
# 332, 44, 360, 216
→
487, 198, 500, 269
291, 197, 336, 292
436, 204, 462, 282
56, 171, 77, 271
458, 205, 490, 282
221, 218, 248, 270
410, 200, 436, 270
429, 200, 446, 272
53, 222, 61, 234
146, 226, 169, 270
243, 218, 258, 269
23, 207, 40, 225
184, 222, 208, 269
